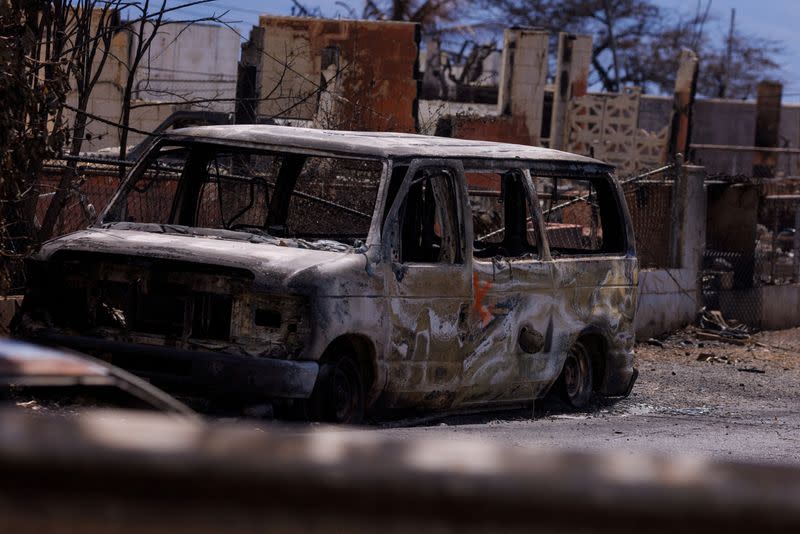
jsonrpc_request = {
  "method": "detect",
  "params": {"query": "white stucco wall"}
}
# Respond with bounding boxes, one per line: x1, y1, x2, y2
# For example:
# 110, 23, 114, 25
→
132, 22, 240, 112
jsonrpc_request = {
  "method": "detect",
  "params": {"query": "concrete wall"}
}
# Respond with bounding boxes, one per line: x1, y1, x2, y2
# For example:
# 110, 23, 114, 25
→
638, 95, 673, 133
635, 269, 698, 339
63, 14, 130, 152
689, 100, 800, 177
759, 284, 800, 330
67, 19, 240, 152
635, 165, 706, 339
630, 96, 800, 177
131, 22, 239, 111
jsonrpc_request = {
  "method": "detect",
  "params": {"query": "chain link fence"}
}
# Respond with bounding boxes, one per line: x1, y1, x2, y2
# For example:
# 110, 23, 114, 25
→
701, 162, 800, 330
36, 156, 130, 238
620, 164, 680, 269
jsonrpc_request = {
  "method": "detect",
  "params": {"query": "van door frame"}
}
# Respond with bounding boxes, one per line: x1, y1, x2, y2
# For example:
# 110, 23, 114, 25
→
379, 158, 473, 409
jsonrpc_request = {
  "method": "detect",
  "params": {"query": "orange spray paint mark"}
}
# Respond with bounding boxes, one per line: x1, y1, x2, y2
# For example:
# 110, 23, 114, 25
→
472, 273, 494, 326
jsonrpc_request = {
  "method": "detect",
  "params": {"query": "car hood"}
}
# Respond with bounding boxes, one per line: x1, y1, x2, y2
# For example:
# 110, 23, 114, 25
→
37, 228, 374, 293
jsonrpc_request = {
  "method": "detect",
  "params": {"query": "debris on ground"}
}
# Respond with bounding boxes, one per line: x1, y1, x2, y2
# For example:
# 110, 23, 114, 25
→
697, 308, 751, 345
696, 353, 737, 364
737, 367, 766, 374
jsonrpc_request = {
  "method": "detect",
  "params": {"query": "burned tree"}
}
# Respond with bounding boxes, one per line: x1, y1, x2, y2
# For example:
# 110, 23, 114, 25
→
0, 0, 71, 290
480, 0, 783, 97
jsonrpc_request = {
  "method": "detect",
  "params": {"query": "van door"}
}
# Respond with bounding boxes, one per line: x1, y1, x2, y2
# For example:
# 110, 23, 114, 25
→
537, 173, 636, 379
457, 169, 556, 406
381, 160, 472, 410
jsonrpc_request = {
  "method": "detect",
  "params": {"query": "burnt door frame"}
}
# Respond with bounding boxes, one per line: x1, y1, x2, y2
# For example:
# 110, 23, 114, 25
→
379, 159, 472, 409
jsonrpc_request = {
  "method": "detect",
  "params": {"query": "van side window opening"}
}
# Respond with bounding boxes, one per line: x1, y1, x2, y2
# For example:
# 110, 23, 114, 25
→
398, 169, 462, 264
535, 175, 626, 255
286, 157, 382, 239
469, 171, 540, 259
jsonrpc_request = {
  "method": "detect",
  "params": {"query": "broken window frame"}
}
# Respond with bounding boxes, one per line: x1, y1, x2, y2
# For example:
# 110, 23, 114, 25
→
97, 139, 390, 246
381, 158, 468, 265
469, 168, 546, 261
531, 171, 631, 258
100, 143, 189, 225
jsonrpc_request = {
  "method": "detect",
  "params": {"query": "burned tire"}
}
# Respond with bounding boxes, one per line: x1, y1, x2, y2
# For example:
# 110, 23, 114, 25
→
559, 341, 594, 409
309, 356, 365, 424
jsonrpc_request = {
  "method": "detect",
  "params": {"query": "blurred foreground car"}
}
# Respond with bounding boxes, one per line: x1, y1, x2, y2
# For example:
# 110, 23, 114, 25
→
0, 338, 195, 417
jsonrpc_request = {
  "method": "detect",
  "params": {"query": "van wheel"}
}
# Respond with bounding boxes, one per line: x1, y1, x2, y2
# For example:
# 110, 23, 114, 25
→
310, 356, 365, 424
560, 341, 594, 409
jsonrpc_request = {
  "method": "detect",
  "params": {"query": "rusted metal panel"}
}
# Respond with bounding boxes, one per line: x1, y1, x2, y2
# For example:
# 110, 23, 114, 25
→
254, 16, 420, 133
440, 115, 533, 148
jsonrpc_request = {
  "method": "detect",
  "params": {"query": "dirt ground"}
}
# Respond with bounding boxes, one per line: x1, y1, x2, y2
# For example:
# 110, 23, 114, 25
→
366, 327, 800, 465
631, 326, 800, 417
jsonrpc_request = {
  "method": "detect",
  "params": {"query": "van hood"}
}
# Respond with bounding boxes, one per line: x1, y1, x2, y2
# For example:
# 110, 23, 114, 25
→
36, 227, 374, 293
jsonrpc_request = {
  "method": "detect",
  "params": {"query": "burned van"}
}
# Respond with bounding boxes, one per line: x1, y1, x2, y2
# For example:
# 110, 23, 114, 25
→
15, 125, 638, 423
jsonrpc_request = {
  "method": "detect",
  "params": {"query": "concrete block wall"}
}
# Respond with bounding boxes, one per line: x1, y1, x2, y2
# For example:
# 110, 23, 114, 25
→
64, 17, 241, 152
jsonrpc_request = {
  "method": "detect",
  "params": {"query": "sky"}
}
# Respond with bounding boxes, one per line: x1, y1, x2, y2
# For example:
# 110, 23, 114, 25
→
653, 0, 800, 99
167, 0, 800, 101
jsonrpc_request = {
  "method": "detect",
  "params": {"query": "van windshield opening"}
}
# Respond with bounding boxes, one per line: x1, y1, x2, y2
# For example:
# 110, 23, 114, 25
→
100, 143, 384, 248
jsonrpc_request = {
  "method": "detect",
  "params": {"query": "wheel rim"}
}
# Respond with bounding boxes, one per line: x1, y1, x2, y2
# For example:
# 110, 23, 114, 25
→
564, 344, 591, 402
332, 363, 358, 422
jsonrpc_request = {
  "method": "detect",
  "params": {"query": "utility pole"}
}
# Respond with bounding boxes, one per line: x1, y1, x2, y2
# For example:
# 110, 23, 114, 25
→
602, 0, 621, 92
722, 8, 735, 98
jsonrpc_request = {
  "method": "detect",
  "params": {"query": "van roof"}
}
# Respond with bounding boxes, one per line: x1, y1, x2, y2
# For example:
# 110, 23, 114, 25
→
166, 125, 613, 172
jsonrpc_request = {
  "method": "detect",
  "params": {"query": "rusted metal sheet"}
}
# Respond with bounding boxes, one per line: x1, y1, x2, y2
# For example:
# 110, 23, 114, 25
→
437, 115, 533, 148
251, 16, 420, 132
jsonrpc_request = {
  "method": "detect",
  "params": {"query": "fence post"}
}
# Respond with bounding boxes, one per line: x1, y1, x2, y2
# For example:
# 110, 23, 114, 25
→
669, 162, 707, 312
794, 206, 800, 282
668, 49, 698, 160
